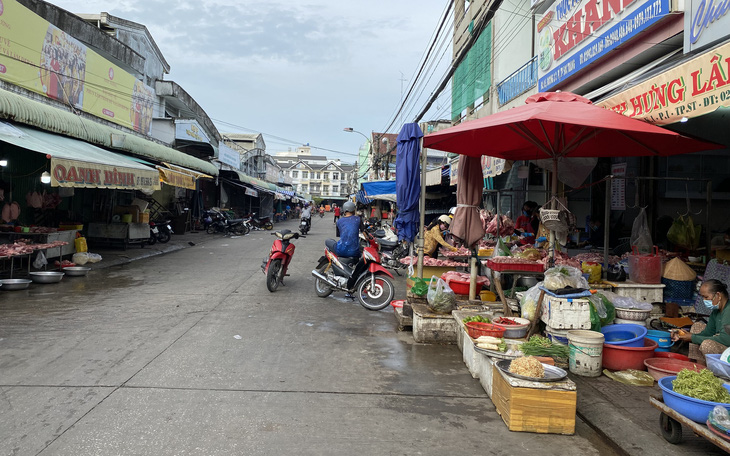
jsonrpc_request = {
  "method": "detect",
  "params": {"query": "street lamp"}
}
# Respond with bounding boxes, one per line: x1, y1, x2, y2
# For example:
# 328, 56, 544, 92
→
343, 127, 369, 143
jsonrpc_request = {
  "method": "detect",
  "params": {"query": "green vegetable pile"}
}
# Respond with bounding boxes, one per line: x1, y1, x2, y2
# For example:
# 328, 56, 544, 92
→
520, 335, 570, 359
673, 369, 730, 403
463, 315, 490, 324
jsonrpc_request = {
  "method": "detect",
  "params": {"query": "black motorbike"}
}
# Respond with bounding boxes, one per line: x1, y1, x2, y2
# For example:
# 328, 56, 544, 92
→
246, 213, 274, 231
206, 210, 249, 235
148, 220, 173, 244
372, 228, 408, 270
299, 216, 311, 235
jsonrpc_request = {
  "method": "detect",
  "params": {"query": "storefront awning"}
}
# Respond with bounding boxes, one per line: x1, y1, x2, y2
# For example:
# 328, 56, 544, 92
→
0, 121, 160, 191
0, 87, 218, 176
157, 166, 196, 190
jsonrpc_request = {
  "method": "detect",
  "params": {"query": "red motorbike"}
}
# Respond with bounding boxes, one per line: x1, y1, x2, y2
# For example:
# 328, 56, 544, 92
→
311, 231, 395, 310
262, 229, 303, 292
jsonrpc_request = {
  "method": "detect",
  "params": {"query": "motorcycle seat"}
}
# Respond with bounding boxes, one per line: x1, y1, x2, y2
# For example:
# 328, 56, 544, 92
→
377, 238, 398, 248
339, 256, 358, 267
228, 218, 243, 224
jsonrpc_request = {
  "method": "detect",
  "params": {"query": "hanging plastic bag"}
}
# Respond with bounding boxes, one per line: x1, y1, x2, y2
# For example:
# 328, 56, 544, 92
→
32, 251, 47, 269
630, 208, 653, 253
667, 215, 701, 250
426, 275, 456, 314
520, 282, 544, 320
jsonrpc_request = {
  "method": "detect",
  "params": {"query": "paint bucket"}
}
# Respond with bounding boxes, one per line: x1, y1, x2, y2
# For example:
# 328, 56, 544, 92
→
567, 330, 605, 377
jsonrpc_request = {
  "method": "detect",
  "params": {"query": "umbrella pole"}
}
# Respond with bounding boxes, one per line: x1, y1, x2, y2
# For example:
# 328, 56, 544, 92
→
549, 158, 558, 266
417, 136, 426, 279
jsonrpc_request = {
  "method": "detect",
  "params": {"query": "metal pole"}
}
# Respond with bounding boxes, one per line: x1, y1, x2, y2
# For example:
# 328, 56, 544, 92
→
707, 180, 712, 257
604, 176, 611, 277
417, 135, 427, 279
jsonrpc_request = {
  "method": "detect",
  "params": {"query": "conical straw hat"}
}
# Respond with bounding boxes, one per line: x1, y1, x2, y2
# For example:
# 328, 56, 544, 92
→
662, 257, 696, 281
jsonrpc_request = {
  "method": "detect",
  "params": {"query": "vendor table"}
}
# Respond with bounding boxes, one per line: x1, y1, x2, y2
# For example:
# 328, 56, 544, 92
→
0, 230, 77, 258
88, 222, 149, 250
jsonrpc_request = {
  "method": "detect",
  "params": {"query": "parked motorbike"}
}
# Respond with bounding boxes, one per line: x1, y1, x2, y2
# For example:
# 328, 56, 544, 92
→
311, 231, 395, 311
247, 213, 274, 231
148, 220, 173, 244
262, 229, 303, 292
373, 228, 409, 270
206, 210, 249, 235
299, 216, 311, 235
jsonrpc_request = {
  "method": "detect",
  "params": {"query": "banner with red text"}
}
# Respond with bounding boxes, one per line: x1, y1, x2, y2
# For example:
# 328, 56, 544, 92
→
51, 158, 160, 191
598, 40, 730, 124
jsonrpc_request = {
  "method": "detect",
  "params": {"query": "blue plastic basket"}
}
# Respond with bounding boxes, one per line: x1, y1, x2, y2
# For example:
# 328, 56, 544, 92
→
658, 376, 730, 423
661, 278, 694, 300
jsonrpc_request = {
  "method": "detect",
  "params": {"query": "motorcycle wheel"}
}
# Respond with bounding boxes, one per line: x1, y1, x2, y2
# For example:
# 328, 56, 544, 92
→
147, 234, 157, 245
356, 273, 395, 311
314, 265, 333, 297
239, 224, 250, 235
264, 221, 274, 230
157, 231, 171, 243
206, 224, 218, 234
266, 259, 281, 292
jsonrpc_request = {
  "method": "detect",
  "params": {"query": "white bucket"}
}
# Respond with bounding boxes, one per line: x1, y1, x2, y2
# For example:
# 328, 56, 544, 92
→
567, 330, 605, 377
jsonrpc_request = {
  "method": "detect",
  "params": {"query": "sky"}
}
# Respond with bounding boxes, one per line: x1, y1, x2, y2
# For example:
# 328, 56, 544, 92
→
47, 0, 453, 163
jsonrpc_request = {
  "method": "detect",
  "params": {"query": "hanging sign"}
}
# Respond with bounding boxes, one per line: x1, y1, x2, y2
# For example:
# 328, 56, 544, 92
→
158, 167, 196, 190
245, 187, 258, 197
450, 159, 459, 186
481, 156, 508, 177
598, 40, 730, 124
684, 0, 730, 53
51, 158, 160, 191
611, 162, 627, 210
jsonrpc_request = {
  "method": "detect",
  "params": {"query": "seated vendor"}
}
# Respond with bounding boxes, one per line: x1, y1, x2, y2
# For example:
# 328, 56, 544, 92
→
515, 201, 539, 235
578, 217, 603, 248
672, 279, 730, 364
424, 215, 457, 257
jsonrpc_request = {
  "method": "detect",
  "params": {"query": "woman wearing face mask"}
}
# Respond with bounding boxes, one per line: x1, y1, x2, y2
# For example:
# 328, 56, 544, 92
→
515, 201, 539, 235
672, 279, 730, 364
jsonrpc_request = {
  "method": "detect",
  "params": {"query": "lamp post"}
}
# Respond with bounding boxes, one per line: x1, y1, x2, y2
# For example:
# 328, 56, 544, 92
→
344, 127, 373, 182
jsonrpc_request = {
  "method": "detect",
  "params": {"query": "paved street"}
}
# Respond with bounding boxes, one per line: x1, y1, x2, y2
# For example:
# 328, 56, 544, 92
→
1, 215, 618, 456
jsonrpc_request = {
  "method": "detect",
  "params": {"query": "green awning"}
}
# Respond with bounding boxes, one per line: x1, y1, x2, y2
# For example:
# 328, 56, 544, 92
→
0, 87, 218, 176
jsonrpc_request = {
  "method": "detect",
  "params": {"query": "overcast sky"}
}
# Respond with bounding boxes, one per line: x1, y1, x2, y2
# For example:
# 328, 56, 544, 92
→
47, 0, 452, 162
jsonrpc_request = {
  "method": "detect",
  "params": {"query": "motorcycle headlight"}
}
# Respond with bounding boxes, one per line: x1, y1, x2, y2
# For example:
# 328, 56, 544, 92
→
363, 250, 377, 262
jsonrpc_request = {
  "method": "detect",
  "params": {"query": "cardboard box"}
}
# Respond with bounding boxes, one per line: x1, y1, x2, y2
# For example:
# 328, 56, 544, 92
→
139, 213, 150, 224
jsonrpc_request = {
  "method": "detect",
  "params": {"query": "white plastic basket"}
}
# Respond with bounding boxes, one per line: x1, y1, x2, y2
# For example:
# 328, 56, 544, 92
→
540, 296, 592, 330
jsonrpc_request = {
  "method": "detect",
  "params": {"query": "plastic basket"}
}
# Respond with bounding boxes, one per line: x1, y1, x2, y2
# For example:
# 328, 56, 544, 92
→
484, 259, 544, 272
661, 277, 694, 300
466, 322, 505, 339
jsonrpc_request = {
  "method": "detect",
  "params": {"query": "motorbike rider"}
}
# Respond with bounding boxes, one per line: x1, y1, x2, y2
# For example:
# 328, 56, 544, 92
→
301, 203, 312, 230
326, 201, 362, 259
424, 215, 457, 257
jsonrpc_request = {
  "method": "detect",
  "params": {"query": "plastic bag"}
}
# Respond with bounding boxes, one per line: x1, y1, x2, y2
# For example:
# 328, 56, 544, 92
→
411, 277, 428, 296
32, 251, 47, 269
589, 293, 615, 330
74, 237, 88, 253
86, 253, 102, 264
543, 266, 588, 291
492, 237, 511, 257
612, 295, 653, 311
709, 405, 730, 431
520, 282, 544, 320
667, 215, 701, 250
72, 252, 89, 265
630, 208, 653, 253
603, 369, 655, 386
426, 275, 456, 314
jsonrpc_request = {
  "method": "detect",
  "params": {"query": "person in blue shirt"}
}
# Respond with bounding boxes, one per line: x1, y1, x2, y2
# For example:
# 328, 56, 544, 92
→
335, 201, 361, 257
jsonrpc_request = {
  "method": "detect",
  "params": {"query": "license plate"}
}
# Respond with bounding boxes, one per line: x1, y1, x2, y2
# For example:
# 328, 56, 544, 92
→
152, 227, 159, 234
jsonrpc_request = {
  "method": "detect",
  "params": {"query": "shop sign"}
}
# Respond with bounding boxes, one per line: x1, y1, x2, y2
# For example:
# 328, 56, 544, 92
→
245, 187, 258, 197
481, 156, 507, 178
450, 159, 459, 186
597, 40, 730, 123
175, 120, 210, 144
0, 0, 155, 134
611, 163, 627, 210
537, 0, 671, 91
51, 158, 160, 191
684, 0, 730, 53
218, 144, 240, 169
158, 167, 196, 190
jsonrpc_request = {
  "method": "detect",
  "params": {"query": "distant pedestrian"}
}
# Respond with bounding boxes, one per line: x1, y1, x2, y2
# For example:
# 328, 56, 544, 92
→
333, 205, 341, 224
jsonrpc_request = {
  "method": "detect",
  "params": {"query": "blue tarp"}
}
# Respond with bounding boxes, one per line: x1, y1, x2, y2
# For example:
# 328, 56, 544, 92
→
361, 181, 397, 202
394, 123, 423, 242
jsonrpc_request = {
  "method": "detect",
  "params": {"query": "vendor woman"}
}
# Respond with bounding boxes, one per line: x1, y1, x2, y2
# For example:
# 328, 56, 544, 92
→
424, 215, 457, 257
672, 279, 730, 364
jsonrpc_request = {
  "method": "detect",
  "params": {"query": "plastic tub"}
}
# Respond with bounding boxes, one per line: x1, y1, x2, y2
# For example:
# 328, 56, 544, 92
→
448, 278, 487, 295
646, 329, 674, 350
567, 330, 605, 377
706, 354, 730, 379
614, 308, 651, 321
492, 317, 529, 339
644, 358, 704, 381
658, 376, 730, 423
600, 324, 648, 347
602, 338, 658, 371
653, 351, 691, 362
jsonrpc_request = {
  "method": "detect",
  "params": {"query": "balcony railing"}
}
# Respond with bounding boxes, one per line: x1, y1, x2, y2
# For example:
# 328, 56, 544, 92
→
496, 57, 537, 106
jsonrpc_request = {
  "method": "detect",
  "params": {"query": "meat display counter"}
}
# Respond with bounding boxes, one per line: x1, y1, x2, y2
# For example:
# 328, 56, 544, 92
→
87, 222, 149, 249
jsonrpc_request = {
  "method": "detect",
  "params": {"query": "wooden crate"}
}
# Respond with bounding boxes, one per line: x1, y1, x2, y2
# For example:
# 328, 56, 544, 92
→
491, 368, 576, 434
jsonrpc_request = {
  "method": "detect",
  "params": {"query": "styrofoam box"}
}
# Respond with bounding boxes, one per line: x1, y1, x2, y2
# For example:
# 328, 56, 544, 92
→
611, 282, 664, 303
540, 296, 592, 330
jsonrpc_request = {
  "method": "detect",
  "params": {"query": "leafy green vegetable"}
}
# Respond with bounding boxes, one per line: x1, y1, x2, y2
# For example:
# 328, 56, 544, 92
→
520, 335, 570, 358
673, 369, 730, 403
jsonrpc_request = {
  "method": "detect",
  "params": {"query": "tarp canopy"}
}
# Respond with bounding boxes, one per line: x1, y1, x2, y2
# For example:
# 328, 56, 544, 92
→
394, 123, 423, 242
361, 181, 397, 202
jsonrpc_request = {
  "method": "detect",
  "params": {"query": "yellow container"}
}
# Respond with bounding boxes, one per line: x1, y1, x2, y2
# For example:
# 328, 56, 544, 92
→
480, 290, 497, 301
74, 237, 88, 253
478, 248, 494, 257
120, 214, 133, 223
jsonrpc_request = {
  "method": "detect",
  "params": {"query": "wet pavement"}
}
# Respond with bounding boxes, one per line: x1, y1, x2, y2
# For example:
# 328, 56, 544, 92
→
0, 215, 621, 455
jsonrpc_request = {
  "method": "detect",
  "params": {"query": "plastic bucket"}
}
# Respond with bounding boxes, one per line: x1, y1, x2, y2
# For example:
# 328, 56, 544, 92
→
567, 330, 605, 377
545, 326, 570, 346
646, 329, 674, 349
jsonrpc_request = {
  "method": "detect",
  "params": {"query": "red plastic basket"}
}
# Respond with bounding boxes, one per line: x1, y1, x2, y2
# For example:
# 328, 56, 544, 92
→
466, 322, 505, 339
484, 259, 544, 272
448, 278, 488, 295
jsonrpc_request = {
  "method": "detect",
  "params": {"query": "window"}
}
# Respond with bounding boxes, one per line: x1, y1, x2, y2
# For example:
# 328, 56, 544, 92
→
323, 172, 328, 180
291, 170, 298, 178
323, 185, 329, 193
333, 186, 339, 194
342, 173, 348, 181
315, 172, 321, 179
301, 185, 308, 192
302, 171, 309, 178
